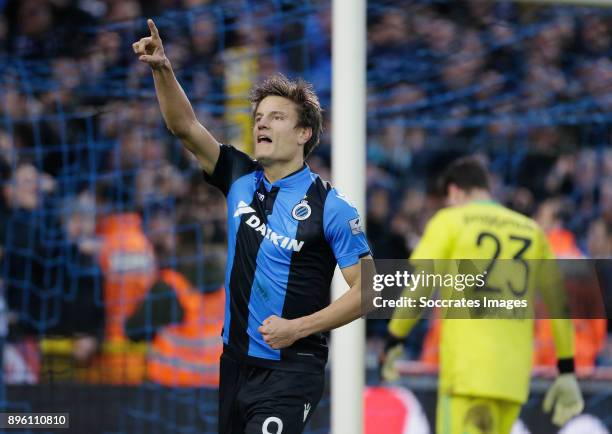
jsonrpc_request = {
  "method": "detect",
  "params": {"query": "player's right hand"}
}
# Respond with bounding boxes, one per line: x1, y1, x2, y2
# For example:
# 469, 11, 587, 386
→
379, 336, 405, 382
133, 19, 167, 70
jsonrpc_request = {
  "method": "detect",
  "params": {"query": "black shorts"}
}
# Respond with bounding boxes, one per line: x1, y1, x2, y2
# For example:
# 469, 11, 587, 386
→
218, 352, 325, 434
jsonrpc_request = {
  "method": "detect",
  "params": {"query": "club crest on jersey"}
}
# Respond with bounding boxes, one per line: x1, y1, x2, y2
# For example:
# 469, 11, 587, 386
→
292, 200, 312, 221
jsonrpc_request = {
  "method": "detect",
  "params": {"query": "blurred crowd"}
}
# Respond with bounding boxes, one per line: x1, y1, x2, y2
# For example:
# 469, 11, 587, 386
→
365, 1, 612, 262
0, 0, 611, 383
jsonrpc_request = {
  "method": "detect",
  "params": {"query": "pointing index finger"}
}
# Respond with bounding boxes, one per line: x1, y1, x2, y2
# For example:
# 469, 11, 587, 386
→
147, 19, 159, 38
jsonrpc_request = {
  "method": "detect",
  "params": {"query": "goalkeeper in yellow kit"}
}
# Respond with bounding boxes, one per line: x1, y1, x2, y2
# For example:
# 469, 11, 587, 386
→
380, 157, 584, 433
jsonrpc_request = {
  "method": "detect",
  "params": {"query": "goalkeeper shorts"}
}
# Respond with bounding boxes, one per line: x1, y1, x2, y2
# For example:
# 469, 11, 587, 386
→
436, 393, 521, 434
218, 352, 324, 434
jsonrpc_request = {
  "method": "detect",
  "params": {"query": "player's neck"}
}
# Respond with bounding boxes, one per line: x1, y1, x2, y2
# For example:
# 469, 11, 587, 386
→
263, 159, 305, 184
465, 190, 493, 203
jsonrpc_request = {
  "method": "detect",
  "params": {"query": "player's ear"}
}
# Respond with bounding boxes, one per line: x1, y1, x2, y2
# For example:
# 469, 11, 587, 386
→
446, 183, 453, 199
447, 183, 461, 204
297, 126, 312, 146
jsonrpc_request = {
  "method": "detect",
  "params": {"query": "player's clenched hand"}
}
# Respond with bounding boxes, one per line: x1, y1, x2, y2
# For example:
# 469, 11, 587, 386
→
543, 373, 584, 426
258, 315, 301, 349
132, 19, 167, 69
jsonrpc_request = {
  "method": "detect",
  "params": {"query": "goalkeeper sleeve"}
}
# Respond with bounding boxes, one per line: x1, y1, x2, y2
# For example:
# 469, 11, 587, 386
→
543, 372, 584, 426
388, 317, 419, 339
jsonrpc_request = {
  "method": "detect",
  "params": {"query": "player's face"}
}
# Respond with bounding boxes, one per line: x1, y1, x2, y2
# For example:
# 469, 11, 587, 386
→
253, 96, 311, 166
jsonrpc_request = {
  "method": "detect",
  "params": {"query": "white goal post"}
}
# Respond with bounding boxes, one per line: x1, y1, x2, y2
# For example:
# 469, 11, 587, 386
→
331, 0, 366, 433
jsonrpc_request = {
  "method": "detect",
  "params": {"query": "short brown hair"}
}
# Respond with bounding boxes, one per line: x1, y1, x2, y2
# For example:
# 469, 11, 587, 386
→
439, 156, 491, 195
250, 74, 323, 158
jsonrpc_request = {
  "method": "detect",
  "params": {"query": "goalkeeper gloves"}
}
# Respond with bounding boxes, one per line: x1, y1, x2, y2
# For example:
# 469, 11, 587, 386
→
543, 373, 584, 426
379, 335, 405, 382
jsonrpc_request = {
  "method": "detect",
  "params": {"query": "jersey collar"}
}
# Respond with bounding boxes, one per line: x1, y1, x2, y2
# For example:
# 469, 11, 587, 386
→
471, 199, 498, 205
262, 164, 311, 190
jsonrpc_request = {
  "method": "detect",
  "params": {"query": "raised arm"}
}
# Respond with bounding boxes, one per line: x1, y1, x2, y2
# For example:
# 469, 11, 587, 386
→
132, 19, 220, 175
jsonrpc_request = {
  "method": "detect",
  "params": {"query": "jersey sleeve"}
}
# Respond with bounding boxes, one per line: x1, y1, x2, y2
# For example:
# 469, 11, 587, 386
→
388, 210, 456, 338
323, 189, 371, 268
203, 145, 259, 196
536, 229, 575, 359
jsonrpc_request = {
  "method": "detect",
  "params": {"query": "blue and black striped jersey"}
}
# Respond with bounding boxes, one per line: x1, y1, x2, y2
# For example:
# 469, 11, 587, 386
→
204, 145, 371, 372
